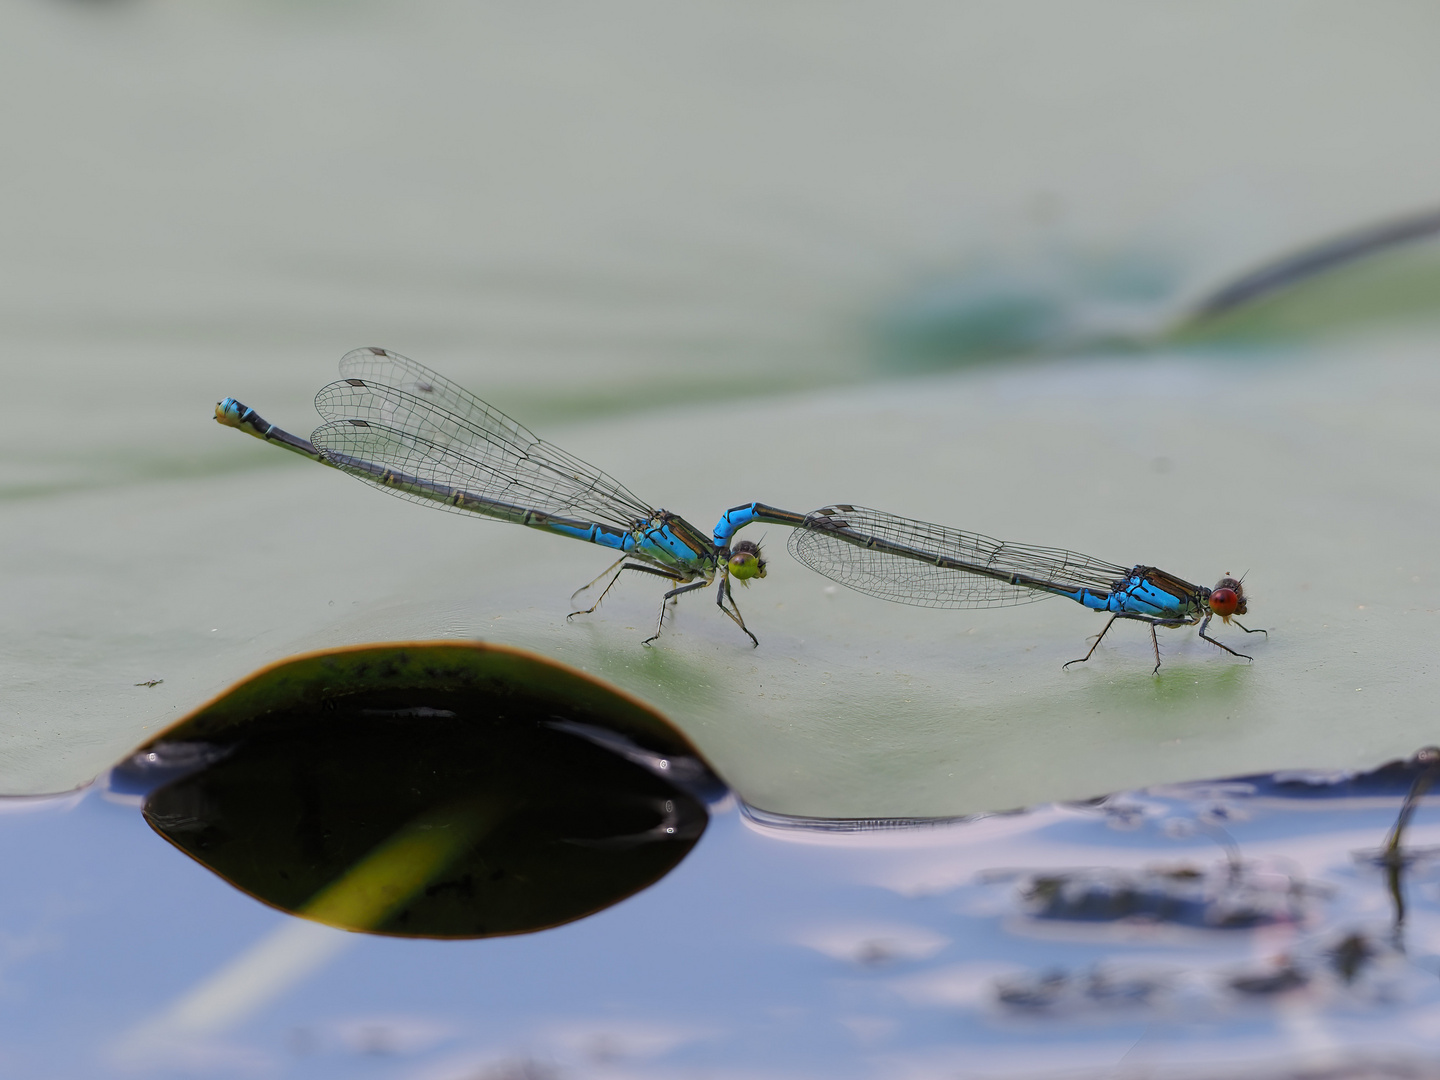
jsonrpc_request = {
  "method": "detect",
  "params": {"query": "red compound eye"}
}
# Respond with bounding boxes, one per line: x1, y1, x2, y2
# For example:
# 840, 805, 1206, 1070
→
1209, 588, 1239, 618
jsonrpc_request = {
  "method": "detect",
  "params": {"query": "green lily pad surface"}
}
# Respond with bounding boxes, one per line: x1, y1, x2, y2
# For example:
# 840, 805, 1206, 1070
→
6, 331, 1440, 815
5, 1, 1440, 815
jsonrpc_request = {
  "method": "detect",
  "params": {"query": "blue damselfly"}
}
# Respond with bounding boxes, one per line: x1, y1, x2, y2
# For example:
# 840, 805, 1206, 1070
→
712, 502, 1264, 672
216, 348, 767, 646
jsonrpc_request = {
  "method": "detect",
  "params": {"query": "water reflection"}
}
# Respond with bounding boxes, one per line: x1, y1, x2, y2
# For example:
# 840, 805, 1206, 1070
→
747, 747, 1440, 1047
129, 644, 716, 938
6, 647, 1440, 1075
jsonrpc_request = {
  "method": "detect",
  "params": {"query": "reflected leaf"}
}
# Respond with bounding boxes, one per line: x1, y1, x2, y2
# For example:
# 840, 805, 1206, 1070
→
138, 642, 719, 938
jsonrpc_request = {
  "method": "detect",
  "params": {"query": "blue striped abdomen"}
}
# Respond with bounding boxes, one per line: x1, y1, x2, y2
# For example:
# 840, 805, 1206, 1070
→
543, 520, 635, 552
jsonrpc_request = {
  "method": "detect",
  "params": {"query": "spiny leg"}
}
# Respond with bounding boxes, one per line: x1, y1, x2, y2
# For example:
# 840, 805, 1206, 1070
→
643, 578, 709, 646
1231, 619, 1268, 638
1065, 613, 1186, 673
570, 555, 629, 605
1062, 614, 1121, 670
1142, 616, 1196, 674
1197, 613, 1255, 662
569, 562, 682, 621
714, 572, 759, 648
1145, 616, 1191, 674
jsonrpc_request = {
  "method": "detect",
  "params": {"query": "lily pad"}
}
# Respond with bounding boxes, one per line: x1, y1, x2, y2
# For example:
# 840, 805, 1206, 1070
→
6, 1, 1440, 816
5, 330, 1440, 817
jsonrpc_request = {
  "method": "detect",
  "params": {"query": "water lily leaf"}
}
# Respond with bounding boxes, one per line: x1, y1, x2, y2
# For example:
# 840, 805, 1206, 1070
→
6, 337, 1439, 817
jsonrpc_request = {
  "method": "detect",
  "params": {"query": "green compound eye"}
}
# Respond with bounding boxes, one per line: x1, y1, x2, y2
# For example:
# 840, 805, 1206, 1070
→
727, 541, 767, 581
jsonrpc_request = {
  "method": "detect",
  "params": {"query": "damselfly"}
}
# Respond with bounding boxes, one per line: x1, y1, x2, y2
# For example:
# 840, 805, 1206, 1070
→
216, 348, 768, 645
712, 502, 1265, 672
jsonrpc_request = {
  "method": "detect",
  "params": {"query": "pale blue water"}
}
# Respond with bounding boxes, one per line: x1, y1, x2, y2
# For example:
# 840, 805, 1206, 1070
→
4, 745, 1439, 1077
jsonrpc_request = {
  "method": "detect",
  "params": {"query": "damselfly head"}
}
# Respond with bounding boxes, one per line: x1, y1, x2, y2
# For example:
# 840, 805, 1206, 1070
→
1208, 576, 1247, 621
728, 540, 767, 583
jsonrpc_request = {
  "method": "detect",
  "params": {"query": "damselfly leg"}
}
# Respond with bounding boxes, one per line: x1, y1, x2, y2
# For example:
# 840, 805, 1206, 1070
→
1063, 613, 1120, 671
714, 572, 760, 648
1196, 613, 1262, 661
569, 561, 687, 622
1066, 611, 1261, 674
569, 555, 630, 605
644, 578, 711, 646
1064, 613, 1191, 675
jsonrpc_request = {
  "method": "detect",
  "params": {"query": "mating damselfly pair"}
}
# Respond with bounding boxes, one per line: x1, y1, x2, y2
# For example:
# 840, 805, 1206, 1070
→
216, 348, 1264, 672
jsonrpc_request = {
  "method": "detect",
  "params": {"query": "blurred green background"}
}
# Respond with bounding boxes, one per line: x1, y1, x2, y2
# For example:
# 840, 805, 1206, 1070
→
4, 0, 1440, 813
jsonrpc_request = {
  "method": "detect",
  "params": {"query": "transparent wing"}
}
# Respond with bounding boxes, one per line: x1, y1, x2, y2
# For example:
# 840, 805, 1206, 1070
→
314, 349, 655, 530
787, 505, 1131, 610
311, 420, 538, 524
338, 347, 540, 444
